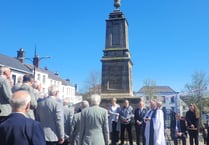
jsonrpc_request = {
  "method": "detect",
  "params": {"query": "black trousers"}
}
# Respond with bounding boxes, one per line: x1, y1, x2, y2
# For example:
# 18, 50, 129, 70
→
46, 141, 59, 145
120, 123, 133, 145
173, 134, 186, 145
135, 125, 145, 145
188, 130, 199, 145
111, 121, 119, 145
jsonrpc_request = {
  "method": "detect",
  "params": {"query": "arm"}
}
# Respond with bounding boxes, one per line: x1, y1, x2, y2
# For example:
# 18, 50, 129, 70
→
2, 79, 12, 102
55, 103, 64, 144
79, 111, 85, 145
31, 121, 46, 145
103, 109, 110, 145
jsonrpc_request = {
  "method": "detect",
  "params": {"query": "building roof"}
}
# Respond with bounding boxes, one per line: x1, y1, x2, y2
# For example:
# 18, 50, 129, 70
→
138, 86, 177, 94
0, 52, 71, 86
0, 53, 31, 73
24, 64, 71, 86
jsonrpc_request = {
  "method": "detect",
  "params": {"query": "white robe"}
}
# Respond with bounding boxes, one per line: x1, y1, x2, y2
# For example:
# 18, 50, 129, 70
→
153, 109, 166, 145
144, 109, 166, 145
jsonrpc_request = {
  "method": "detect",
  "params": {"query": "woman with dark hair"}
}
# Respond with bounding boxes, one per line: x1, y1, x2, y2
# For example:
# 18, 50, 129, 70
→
186, 103, 200, 145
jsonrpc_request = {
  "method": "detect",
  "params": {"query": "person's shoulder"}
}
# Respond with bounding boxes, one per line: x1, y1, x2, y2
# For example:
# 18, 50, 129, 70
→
73, 112, 81, 117
94, 106, 108, 113
0, 76, 5, 82
134, 108, 139, 111
129, 105, 133, 110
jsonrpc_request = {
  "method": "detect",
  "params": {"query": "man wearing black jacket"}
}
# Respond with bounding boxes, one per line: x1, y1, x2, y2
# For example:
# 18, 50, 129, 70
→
170, 112, 187, 145
134, 99, 146, 145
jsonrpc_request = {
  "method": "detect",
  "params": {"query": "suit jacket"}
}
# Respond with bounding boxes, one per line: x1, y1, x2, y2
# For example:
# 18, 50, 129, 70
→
120, 105, 133, 124
134, 108, 146, 127
35, 96, 64, 142
70, 112, 81, 145
0, 113, 45, 145
170, 116, 187, 139
0, 76, 12, 116
63, 106, 74, 139
80, 105, 109, 145
19, 83, 38, 119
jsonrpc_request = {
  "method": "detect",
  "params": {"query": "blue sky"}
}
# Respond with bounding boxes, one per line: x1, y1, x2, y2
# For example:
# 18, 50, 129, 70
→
0, 0, 209, 93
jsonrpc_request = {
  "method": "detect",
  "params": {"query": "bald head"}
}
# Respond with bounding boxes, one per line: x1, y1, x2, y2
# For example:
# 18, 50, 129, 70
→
10, 90, 31, 112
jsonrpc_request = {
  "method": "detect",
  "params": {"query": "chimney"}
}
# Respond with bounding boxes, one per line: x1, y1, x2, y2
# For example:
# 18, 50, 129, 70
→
66, 79, 70, 85
54, 72, 59, 76
16, 48, 25, 63
44, 67, 48, 70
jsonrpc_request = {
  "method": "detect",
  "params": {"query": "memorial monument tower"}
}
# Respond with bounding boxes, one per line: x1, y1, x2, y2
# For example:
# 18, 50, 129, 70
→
101, 0, 133, 98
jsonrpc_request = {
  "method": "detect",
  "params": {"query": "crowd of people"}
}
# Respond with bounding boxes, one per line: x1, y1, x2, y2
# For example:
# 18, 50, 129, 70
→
0, 65, 207, 145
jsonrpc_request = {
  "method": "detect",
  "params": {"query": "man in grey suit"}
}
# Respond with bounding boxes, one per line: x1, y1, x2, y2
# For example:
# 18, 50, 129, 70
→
0, 66, 12, 120
80, 94, 109, 145
70, 100, 89, 145
19, 74, 38, 119
63, 97, 74, 145
35, 85, 64, 145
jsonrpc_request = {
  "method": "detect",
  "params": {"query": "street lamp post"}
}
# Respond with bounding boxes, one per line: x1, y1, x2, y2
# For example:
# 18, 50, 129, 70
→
32, 55, 51, 79
26, 47, 50, 79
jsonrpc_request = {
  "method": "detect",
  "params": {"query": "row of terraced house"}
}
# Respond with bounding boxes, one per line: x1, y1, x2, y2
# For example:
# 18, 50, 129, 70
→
0, 48, 82, 105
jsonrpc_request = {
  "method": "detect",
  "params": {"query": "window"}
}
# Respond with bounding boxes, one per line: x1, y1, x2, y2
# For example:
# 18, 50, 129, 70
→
43, 75, 46, 84
37, 74, 41, 81
171, 96, 175, 103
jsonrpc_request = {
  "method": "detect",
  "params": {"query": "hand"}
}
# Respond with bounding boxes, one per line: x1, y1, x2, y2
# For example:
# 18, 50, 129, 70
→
176, 132, 182, 136
58, 138, 64, 144
137, 120, 142, 125
145, 117, 151, 121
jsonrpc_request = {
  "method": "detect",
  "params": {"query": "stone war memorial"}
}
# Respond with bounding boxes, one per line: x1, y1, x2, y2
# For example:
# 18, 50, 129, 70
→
101, 0, 139, 106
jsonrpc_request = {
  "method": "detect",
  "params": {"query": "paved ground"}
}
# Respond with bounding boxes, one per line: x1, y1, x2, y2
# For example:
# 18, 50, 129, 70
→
114, 128, 205, 145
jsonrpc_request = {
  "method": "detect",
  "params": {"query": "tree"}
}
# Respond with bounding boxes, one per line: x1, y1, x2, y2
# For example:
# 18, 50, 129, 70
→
185, 71, 209, 103
143, 79, 156, 101
184, 71, 209, 125
82, 71, 101, 99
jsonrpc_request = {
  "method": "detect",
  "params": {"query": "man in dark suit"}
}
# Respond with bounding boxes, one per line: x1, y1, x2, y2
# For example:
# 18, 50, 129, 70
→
134, 99, 147, 145
0, 90, 45, 145
170, 112, 187, 145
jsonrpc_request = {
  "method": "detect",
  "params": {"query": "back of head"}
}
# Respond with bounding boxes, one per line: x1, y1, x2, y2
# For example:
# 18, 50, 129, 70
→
23, 74, 35, 83
48, 85, 59, 96
32, 80, 41, 89
157, 100, 163, 108
17, 76, 23, 84
90, 94, 101, 105
0, 66, 10, 75
10, 90, 31, 111
81, 100, 89, 109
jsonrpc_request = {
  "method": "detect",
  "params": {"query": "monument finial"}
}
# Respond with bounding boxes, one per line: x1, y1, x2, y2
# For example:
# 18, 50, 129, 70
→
114, 0, 121, 10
